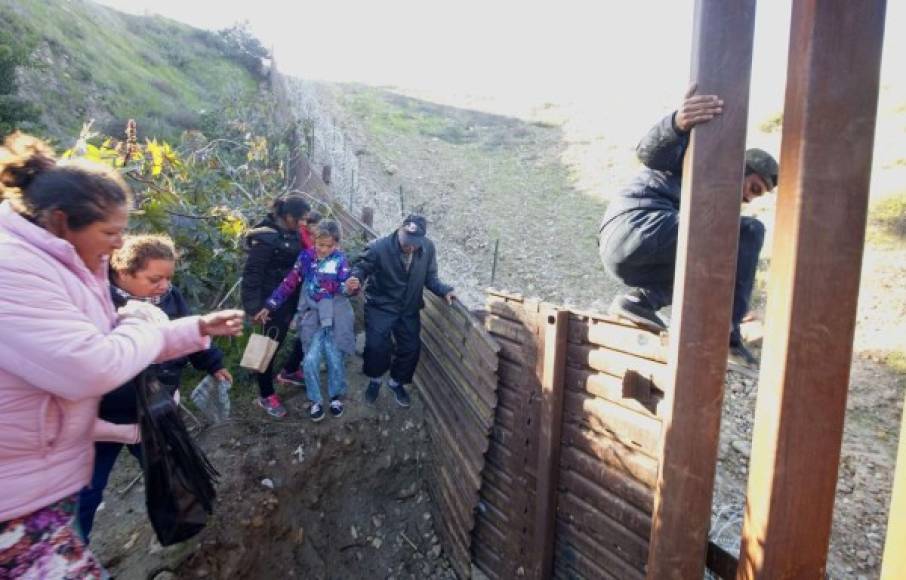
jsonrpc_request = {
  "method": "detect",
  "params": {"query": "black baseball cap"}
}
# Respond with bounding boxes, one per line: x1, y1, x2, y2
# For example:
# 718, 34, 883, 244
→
398, 214, 427, 247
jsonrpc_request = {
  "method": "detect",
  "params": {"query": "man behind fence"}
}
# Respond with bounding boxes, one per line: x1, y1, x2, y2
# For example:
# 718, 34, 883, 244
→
347, 214, 456, 407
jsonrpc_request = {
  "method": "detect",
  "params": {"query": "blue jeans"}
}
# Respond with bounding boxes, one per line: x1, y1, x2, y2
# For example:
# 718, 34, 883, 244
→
77, 441, 143, 540
600, 210, 765, 344
303, 327, 347, 404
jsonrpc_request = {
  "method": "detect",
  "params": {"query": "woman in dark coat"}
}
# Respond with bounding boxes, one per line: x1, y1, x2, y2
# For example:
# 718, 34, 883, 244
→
240, 195, 310, 417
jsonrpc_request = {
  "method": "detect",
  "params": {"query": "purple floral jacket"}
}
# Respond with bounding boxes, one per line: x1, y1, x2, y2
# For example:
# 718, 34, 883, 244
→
264, 248, 352, 311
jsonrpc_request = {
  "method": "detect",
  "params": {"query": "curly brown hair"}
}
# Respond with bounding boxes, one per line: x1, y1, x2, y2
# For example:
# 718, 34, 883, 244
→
110, 234, 177, 276
0, 132, 132, 230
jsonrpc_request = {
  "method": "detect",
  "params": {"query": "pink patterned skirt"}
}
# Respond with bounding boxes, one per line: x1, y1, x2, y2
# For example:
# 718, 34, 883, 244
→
0, 495, 105, 579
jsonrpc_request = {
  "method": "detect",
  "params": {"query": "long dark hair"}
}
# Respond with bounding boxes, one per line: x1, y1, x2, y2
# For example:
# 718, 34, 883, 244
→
272, 194, 310, 222
0, 132, 132, 230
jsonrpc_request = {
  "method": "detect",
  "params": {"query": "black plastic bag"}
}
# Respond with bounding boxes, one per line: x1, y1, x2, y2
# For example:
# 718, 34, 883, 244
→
136, 370, 219, 546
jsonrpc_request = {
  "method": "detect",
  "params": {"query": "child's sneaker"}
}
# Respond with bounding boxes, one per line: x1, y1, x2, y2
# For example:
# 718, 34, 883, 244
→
364, 379, 382, 404
276, 369, 305, 387
388, 381, 411, 408
329, 398, 345, 418
310, 402, 325, 422
257, 394, 287, 418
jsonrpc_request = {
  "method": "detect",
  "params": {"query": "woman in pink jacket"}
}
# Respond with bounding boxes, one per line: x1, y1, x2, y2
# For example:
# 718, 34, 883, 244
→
0, 133, 244, 579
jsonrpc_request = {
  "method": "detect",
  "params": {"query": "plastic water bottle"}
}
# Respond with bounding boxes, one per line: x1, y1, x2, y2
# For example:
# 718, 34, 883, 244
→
190, 375, 232, 423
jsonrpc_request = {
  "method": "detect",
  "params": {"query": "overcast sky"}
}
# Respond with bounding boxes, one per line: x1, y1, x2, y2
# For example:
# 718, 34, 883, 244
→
96, 1, 903, 124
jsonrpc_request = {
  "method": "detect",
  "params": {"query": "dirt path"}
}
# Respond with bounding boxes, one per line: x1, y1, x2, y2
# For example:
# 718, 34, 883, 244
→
92, 358, 457, 580
314, 82, 905, 579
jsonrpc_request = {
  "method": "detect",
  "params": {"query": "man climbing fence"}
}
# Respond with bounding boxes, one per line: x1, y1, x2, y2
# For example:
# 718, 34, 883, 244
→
598, 84, 779, 366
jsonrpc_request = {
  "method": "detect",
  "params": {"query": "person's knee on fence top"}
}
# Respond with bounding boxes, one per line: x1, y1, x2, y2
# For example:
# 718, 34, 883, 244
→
347, 214, 456, 408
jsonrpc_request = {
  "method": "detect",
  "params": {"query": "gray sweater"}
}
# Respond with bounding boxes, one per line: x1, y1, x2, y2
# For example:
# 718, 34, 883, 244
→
296, 294, 356, 355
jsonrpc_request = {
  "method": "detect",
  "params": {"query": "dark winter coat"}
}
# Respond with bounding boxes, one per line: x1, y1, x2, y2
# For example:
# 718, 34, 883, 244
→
99, 285, 225, 424
240, 214, 302, 316
350, 231, 453, 315
599, 112, 689, 232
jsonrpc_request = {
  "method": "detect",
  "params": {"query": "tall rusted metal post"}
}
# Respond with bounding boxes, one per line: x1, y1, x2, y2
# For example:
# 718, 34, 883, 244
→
646, 1, 756, 578
738, 2, 887, 578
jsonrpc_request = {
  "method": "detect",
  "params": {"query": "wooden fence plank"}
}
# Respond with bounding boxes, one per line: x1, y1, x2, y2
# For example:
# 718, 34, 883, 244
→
738, 2, 888, 578
568, 316, 669, 363
562, 423, 659, 488
564, 367, 665, 418
559, 469, 652, 540
562, 391, 662, 458
646, 1, 757, 578
554, 524, 634, 580
559, 492, 650, 570
560, 445, 655, 514
529, 308, 568, 580
565, 344, 670, 394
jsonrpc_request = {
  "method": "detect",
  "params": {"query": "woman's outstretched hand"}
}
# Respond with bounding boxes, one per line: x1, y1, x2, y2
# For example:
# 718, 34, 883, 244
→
198, 309, 245, 337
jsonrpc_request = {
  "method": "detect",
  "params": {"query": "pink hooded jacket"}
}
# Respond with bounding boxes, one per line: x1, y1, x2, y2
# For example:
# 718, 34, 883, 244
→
0, 201, 210, 522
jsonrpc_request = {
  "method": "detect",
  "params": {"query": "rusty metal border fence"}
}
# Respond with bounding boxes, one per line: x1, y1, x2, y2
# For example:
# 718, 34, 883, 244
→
413, 295, 500, 578
471, 291, 671, 579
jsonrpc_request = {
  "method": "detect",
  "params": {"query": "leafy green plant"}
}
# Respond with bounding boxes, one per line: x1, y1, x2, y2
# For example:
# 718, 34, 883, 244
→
65, 90, 296, 315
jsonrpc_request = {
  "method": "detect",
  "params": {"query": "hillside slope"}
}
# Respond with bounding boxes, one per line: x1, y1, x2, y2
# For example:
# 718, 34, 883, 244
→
0, 0, 260, 142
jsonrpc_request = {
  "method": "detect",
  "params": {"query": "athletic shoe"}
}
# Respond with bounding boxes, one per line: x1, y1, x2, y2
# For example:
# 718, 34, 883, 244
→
276, 369, 305, 387
329, 398, 345, 418
607, 291, 667, 333
257, 394, 287, 418
728, 342, 758, 368
388, 382, 411, 408
365, 379, 382, 404
310, 402, 325, 422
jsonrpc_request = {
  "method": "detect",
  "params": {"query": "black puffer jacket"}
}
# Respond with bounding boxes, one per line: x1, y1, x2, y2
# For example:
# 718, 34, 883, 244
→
350, 231, 453, 315
99, 285, 225, 424
599, 112, 689, 231
240, 214, 301, 315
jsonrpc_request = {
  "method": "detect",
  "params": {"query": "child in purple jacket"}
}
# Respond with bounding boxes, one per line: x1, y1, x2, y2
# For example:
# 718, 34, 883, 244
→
254, 221, 360, 421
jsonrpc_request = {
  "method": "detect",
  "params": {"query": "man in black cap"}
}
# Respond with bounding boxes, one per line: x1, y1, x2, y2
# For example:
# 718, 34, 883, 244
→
598, 84, 779, 366
347, 214, 456, 407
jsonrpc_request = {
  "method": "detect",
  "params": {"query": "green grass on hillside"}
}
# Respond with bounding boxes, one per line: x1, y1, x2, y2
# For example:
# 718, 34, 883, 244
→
341, 86, 464, 144
0, 0, 258, 141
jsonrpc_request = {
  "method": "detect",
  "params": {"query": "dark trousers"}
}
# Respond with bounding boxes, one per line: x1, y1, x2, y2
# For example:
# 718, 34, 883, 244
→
599, 209, 765, 343
77, 441, 143, 540
362, 305, 421, 385
256, 300, 304, 398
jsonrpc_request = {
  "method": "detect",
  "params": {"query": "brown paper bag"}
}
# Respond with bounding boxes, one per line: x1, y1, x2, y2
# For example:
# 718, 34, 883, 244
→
239, 327, 279, 373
